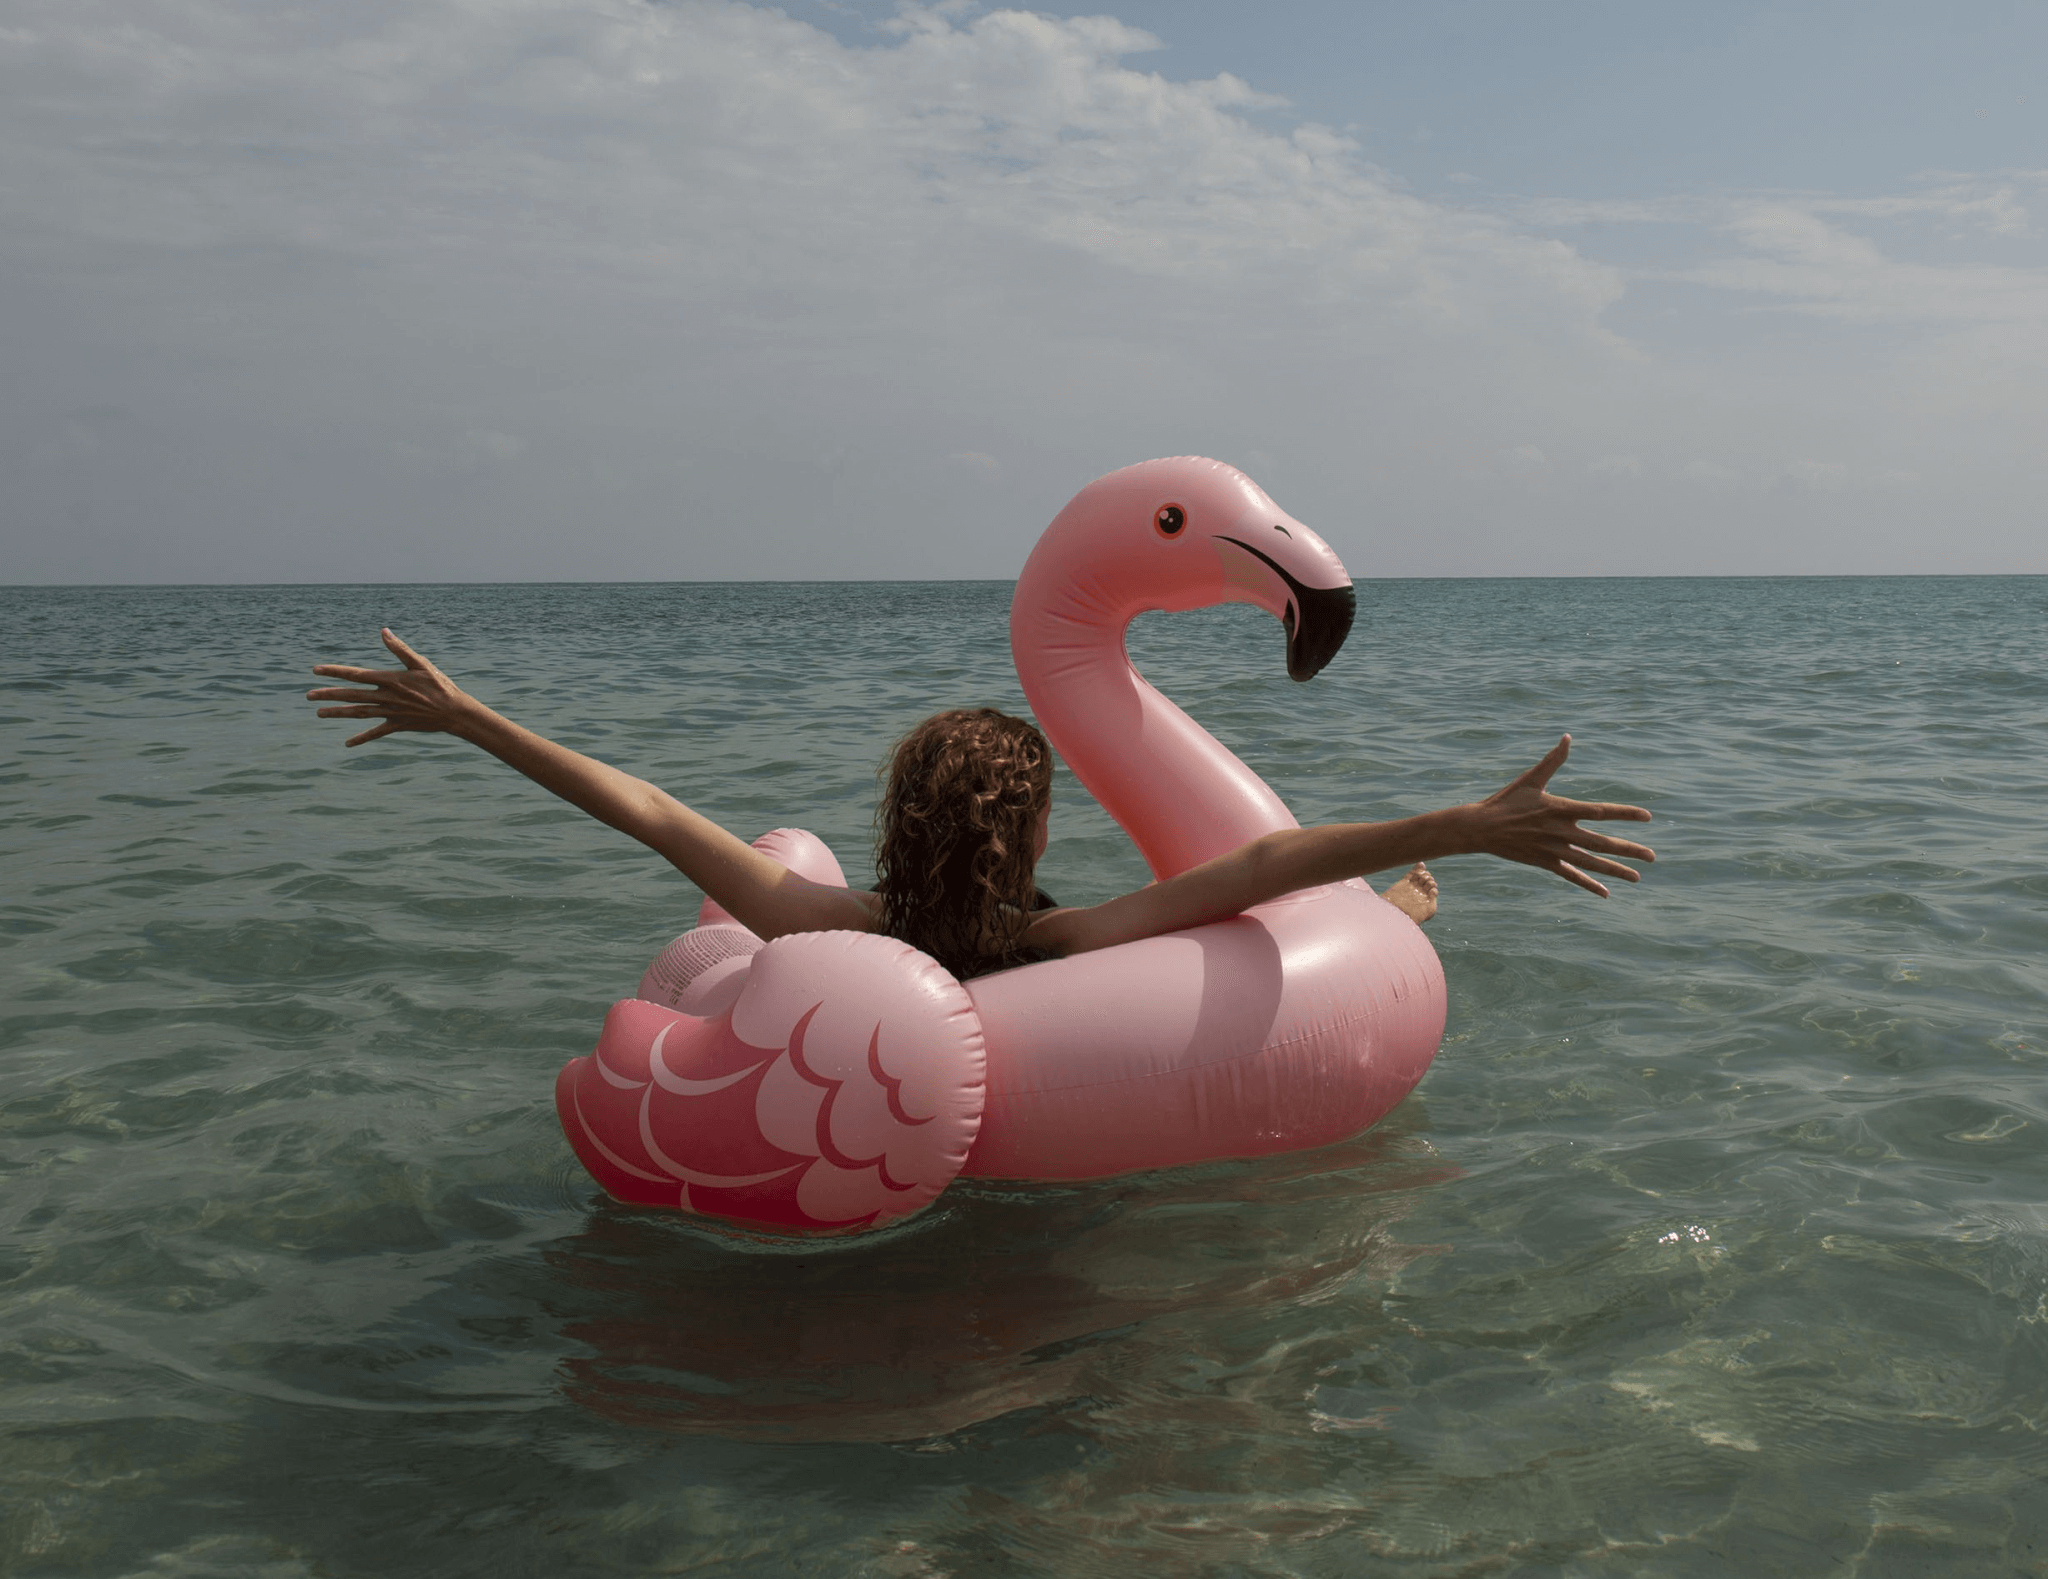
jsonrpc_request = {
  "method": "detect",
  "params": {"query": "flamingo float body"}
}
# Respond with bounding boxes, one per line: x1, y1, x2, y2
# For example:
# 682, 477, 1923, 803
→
555, 458, 1448, 1233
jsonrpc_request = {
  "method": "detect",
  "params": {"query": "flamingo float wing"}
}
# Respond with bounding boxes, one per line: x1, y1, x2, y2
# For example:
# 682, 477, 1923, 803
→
558, 931, 986, 1230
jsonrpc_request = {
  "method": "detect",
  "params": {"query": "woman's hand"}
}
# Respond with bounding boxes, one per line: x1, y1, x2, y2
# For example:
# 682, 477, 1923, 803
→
1462, 735, 1654, 897
307, 629, 479, 747
306, 627, 877, 940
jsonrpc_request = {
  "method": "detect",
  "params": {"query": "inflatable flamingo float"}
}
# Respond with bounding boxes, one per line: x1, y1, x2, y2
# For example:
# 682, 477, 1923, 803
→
555, 457, 1448, 1232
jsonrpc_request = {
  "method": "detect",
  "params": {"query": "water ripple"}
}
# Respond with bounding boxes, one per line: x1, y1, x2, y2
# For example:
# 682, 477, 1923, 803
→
2, 577, 2045, 1575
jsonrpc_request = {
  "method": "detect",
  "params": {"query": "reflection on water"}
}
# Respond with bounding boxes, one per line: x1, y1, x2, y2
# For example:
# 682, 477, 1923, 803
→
549, 1128, 1452, 1445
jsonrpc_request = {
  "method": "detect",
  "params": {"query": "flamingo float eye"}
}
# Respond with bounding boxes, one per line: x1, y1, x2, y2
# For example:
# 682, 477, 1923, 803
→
1155, 505, 1186, 538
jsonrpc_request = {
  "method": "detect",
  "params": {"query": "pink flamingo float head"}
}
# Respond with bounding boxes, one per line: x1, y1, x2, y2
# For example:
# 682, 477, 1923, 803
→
1016, 455, 1355, 678
1011, 456, 1360, 881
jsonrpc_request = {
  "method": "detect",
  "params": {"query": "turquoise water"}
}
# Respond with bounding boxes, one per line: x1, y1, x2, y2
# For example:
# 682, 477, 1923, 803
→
4, 576, 2047, 1576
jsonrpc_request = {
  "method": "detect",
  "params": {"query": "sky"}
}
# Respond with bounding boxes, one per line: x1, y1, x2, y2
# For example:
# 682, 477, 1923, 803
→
3, 0, 2044, 582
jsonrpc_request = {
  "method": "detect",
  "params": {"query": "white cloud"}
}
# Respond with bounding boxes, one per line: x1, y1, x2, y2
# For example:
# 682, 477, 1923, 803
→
945, 450, 1003, 481
1515, 177, 2048, 327
1774, 459, 1849, 494
1, 0, 1649, 579
1680, 460, 1742, 489
0, 2, 2041, 579
1492, 443, 1551, 484
468, 430, 527, 465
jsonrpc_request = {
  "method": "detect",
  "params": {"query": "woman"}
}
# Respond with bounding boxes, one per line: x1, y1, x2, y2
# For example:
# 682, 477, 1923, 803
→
308, 629, 1654, 979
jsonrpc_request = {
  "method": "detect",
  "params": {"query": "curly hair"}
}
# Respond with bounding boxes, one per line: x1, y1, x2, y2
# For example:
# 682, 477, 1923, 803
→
874, 709, 1053, 980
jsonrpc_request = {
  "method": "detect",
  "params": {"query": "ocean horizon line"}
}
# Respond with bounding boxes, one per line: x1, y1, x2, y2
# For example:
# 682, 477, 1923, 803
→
6, 570, 2044, 591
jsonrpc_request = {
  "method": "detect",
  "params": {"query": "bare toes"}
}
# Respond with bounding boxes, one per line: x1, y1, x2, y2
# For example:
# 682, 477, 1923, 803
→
1382, 862, 1439, 926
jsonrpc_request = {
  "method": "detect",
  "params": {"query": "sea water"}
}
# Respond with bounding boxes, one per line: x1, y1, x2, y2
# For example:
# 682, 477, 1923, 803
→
3, 576, 2046, 1577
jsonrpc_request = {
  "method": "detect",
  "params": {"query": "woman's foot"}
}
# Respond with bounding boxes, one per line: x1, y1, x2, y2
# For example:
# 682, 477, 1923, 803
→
1381, 862, 1438, 925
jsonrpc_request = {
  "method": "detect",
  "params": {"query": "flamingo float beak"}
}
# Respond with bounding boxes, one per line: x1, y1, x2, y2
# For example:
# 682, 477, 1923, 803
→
1216, 535, 1359, 681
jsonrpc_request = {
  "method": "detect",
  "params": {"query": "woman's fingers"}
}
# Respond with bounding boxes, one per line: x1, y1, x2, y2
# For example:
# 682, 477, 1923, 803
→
1545, 790, 1650, 824
1482, 739, 1654, 894
1569, 827, 1656, 862
310, 634, 455, 750
1576, 801, 1652, 823
1568, 848, 1643, 883
1519, 734, 1571, 792
380, 628, 432, 672
1553, 859, 1611, 898
312, 631, 441, 691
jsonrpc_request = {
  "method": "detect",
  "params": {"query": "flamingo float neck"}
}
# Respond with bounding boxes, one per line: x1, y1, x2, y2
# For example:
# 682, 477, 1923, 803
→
1009, 457, 1355, 881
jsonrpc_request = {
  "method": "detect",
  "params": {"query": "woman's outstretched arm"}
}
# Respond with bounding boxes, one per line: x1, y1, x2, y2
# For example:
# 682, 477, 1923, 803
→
307, 629, 877, 941
1028, 735, 1652, 958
